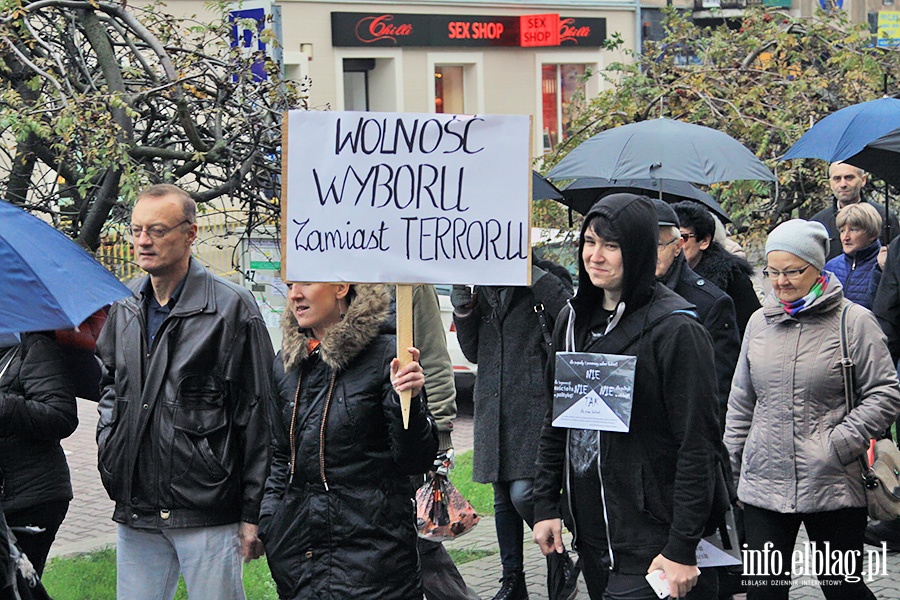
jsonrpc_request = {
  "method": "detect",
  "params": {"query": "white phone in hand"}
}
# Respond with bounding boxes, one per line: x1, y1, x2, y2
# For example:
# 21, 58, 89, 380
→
644, 569, 670, 599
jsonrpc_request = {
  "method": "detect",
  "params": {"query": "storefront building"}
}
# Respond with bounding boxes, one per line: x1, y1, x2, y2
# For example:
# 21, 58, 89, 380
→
279, 2, 643, 159
159, 0, 642, 160
279, 2, 639, 159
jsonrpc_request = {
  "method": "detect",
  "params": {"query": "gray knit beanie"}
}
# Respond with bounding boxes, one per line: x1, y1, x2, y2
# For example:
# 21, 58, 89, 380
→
765, 219, 829, 271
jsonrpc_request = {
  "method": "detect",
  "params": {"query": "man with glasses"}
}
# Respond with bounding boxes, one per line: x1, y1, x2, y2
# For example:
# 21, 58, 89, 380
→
673, 201, 760, 337
97, 184, 274, 599
653, 200, 739, 425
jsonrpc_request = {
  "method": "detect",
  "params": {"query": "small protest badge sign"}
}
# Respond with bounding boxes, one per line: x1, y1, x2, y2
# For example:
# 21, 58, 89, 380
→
552, 352, 636, 431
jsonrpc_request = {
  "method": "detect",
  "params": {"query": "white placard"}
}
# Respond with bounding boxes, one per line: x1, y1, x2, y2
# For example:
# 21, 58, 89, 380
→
283, 111, 532, 285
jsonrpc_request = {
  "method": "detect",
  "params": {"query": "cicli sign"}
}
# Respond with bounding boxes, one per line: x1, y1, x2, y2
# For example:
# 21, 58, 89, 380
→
355, 14, 414, 44
281, 111, 532, 286
331, 12, 606, 48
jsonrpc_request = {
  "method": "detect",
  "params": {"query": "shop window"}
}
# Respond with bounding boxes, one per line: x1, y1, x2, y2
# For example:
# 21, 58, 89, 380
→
343, 58, 375, 111
435, 65, 465, 113
542, 64, 586, 154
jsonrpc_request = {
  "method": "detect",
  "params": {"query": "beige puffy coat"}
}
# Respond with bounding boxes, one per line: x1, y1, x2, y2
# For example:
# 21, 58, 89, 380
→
725, 277, 900, 513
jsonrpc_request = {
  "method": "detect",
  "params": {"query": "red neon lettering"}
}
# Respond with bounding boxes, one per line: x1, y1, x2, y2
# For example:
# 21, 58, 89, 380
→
472, 22, 504, 39
355, 14, 413, 44
559, 18, 590, 43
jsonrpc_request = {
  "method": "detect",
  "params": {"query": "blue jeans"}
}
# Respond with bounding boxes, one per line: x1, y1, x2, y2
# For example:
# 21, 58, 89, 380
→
493, 479, 534, 576
116, 523, 245, 600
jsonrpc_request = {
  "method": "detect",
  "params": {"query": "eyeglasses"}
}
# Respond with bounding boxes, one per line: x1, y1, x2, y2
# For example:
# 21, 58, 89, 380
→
130, 220, 191, 239
762, 264, 813, 280
681, 233, 697, 242
658, 237, 679, 248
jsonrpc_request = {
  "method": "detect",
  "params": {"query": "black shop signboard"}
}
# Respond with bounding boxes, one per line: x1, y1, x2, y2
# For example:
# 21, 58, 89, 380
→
331, 12, 606, 48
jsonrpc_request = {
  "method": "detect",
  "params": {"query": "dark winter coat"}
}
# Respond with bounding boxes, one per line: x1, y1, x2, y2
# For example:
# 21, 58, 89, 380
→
811, 198, 900, 262
260, 284, 437, 600
532, 194, 721, 574
0, 333, 77, 514
97, 259, 273, 529
659, 253, 740, 419
874, 235, 900, 363
693, 242, 760, 337
824, 239, 881, 310
453, 267, 572, 483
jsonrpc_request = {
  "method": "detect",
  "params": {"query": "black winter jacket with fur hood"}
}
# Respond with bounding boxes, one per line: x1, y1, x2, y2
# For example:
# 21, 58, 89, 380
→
260, 284, 437, 600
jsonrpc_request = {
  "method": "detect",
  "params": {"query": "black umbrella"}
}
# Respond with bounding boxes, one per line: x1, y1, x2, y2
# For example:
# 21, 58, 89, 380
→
533, 170, 564, 201
555, 177, 731, 222
547, 118, 775, 184
843, 128, 900, 188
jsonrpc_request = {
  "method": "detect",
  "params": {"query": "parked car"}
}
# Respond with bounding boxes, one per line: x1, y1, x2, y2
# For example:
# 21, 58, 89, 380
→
434, 285, 476, 414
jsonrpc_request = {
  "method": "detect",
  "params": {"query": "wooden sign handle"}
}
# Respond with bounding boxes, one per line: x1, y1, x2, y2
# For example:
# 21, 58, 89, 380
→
395, 284, 413, 429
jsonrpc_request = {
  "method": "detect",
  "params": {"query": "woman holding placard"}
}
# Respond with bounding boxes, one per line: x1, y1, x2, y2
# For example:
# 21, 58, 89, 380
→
258, 282, 437, 599
532, 193, 723, 600
725, 219, 900, 599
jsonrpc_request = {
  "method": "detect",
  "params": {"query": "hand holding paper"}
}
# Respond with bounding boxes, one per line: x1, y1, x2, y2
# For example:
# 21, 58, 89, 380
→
647, 554, 700, 599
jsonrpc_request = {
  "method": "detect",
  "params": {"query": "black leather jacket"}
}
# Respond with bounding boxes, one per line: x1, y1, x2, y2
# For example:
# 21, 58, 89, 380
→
97, 259, 274, 529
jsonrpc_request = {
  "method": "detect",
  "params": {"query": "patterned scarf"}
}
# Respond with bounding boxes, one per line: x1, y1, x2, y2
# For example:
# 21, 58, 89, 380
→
780, 272, 829, 316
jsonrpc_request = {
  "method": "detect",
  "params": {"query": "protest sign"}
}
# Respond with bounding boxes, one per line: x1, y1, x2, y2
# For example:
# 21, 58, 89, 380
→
281, 110, 532, 285
552, 352, 637, 431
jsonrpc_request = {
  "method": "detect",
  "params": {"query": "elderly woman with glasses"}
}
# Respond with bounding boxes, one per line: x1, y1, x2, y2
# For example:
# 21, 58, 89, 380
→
724, 219, 900, 600
823, 202, 883, 309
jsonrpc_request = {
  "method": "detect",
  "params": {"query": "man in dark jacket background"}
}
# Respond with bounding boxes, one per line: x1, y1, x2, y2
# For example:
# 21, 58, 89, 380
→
653, 200, 740, 422
97, 184, 273, 600
812, 161, 899, 262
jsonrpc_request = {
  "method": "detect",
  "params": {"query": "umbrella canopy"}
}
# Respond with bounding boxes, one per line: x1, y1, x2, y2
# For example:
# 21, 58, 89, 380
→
557, 177, 731, 222
546, 118, 775, 185
781, 97, 900, 163
532, 170, 564, 201
0, 200, 132, 335
843, 128, 900, 188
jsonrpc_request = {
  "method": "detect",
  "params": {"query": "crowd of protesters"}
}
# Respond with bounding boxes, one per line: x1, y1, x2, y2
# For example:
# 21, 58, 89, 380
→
3, 163, 900, 600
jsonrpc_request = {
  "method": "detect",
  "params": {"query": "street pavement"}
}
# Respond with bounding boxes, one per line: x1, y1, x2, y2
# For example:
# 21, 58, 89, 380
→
54, 399, 900, 599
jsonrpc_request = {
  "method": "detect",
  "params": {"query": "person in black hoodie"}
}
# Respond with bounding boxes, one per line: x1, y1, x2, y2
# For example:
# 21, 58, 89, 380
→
532, 194, 722, 600
673, 202, 760, 337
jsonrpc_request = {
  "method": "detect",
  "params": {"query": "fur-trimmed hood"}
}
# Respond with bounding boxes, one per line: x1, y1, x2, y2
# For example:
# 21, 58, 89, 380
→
695, 242, 755, 291
280, 284, 392, 372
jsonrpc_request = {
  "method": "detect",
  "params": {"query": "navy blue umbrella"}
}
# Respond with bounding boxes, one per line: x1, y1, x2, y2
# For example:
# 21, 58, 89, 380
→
0, 200, 132, 335
843, 128, 900, 188
781, 98, 900, 162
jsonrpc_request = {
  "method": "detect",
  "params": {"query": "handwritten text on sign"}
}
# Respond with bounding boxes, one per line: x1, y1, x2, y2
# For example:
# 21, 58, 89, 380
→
284, 111, 531, 284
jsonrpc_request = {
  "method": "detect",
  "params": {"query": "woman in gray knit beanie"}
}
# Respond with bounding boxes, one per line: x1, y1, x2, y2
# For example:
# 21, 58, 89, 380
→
724, 218, 900, 599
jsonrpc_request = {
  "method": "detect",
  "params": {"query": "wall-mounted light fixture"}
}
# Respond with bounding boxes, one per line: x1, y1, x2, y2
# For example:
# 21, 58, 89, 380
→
300, 43, 313, 61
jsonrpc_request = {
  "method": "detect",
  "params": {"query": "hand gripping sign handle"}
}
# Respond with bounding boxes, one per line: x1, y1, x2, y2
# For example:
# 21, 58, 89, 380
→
396, 284, 413, 429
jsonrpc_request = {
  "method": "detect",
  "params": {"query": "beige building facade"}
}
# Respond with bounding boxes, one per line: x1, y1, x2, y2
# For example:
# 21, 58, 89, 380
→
157, 0, 644, 160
